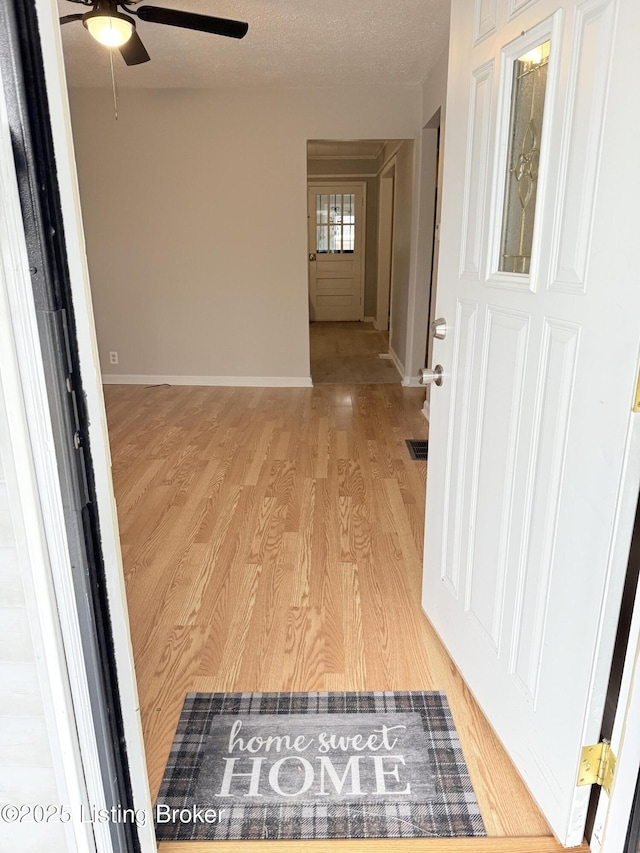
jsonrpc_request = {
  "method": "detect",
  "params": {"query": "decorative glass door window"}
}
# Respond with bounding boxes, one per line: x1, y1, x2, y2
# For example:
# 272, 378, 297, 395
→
315, 193, 355, 254
499, 40, 551, 275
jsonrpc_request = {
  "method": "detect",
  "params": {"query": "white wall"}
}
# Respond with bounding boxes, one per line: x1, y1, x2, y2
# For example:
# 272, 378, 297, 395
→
68, 86, 422, 384
422, 45, 449, 131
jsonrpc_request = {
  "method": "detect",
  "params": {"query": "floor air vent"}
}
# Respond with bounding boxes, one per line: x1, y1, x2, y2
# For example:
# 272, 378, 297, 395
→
406, 439, 428, 460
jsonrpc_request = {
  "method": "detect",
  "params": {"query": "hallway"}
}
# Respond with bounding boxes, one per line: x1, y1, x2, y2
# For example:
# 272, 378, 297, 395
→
310, 322, 401, 384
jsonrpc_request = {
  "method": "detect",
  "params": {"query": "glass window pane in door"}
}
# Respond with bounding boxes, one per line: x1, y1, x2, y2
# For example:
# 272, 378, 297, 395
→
317, 194, 328, 224
330, 194, 342, 224
343, 224, 355, 252
343, 194, 354, 222
317, 225, 328, 253
499, 40, 551, 275
329, 224, 341, 253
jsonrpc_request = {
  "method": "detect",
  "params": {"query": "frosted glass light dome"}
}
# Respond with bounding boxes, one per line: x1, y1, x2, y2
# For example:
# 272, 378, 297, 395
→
85, 13, 134, 47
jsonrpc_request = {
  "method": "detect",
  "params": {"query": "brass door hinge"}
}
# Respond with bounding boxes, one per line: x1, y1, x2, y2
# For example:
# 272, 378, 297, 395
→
634, 369, 640, 413
577, 741, 616, 796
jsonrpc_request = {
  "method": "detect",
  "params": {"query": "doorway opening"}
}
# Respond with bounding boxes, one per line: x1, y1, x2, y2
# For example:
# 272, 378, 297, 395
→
307, 139, 411, 386
28, 26, 584, 850
52, 117, 554, 849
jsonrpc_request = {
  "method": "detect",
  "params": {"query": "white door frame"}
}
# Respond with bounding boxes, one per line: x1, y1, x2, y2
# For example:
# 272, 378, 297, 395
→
594, 418, 640, 853
307, 181, 366, 322
27, 3, 156, 850
375, 158, 396, 332
592, 424, 640, 853
600, 605, 640, 851
0, 65, 98, 853
418, 110, 443, 421
595, 593, 640, 851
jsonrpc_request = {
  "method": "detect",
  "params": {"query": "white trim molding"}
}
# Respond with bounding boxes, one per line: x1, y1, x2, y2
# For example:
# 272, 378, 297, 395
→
35, 2, 156, 849
591, 412, 640, 853
0, 47, 98, 853
388, 344, 421, 387
388, 345, 405, 380
403, 376, 424, 388
102, 374, 314, 388
377, 141, 404, 176
308, 172, 378, 179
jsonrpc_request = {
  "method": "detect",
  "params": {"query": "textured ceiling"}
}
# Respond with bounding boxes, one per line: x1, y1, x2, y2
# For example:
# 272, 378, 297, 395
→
57, 0, 450, 88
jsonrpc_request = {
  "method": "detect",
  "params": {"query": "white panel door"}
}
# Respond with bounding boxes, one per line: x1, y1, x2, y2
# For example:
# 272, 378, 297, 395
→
423, 0, 640, 845
308, 185, 365, 321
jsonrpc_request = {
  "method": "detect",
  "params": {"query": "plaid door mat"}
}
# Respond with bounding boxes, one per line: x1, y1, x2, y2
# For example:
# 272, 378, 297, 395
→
155, 691, 485, 841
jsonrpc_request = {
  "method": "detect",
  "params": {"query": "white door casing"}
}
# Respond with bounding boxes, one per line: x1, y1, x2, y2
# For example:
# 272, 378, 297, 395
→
423, 0, 640, 846
591, 459, 640, 852
423, 121, 443, 421
376, 168, 395, 332
33, 2, 156, 850
308, 183, 365, 321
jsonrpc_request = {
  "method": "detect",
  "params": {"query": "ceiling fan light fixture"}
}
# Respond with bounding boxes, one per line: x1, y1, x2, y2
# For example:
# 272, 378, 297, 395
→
84, 10, 135, 47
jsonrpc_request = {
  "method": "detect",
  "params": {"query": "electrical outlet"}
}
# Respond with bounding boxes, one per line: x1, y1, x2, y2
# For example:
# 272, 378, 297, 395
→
109, 351, 119, 365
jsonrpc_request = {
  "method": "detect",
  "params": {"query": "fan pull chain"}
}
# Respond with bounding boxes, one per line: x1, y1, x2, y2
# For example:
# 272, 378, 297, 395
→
108, 47, 119, 120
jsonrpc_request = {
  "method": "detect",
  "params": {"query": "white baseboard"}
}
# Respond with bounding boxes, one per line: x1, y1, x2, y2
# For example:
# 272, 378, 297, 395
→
388, 345, 405, 379
389, 347, 421, 387
101, 374, 314, 388
422, 400, 430, 422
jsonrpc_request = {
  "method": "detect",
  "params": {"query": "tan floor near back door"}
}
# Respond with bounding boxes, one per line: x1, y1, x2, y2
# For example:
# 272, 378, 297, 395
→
310, 321, 401, 384
104, 384, 552, 842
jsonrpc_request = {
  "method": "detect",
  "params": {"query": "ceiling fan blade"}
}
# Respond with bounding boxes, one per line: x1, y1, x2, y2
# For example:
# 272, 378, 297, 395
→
119, 29, 151, 65
60, 13, 84, 25
135, 5, 248, 39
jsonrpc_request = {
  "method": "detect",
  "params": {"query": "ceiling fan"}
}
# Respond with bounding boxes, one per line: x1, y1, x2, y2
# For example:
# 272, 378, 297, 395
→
60, 0, 249, 66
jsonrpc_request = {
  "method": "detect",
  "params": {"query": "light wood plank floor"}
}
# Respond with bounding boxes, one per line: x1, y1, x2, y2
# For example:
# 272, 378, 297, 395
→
104, 384, 552, 842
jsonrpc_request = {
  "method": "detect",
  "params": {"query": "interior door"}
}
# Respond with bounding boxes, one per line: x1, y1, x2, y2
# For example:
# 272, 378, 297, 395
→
422, 0, 640, 846
308, 184, 365, 321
